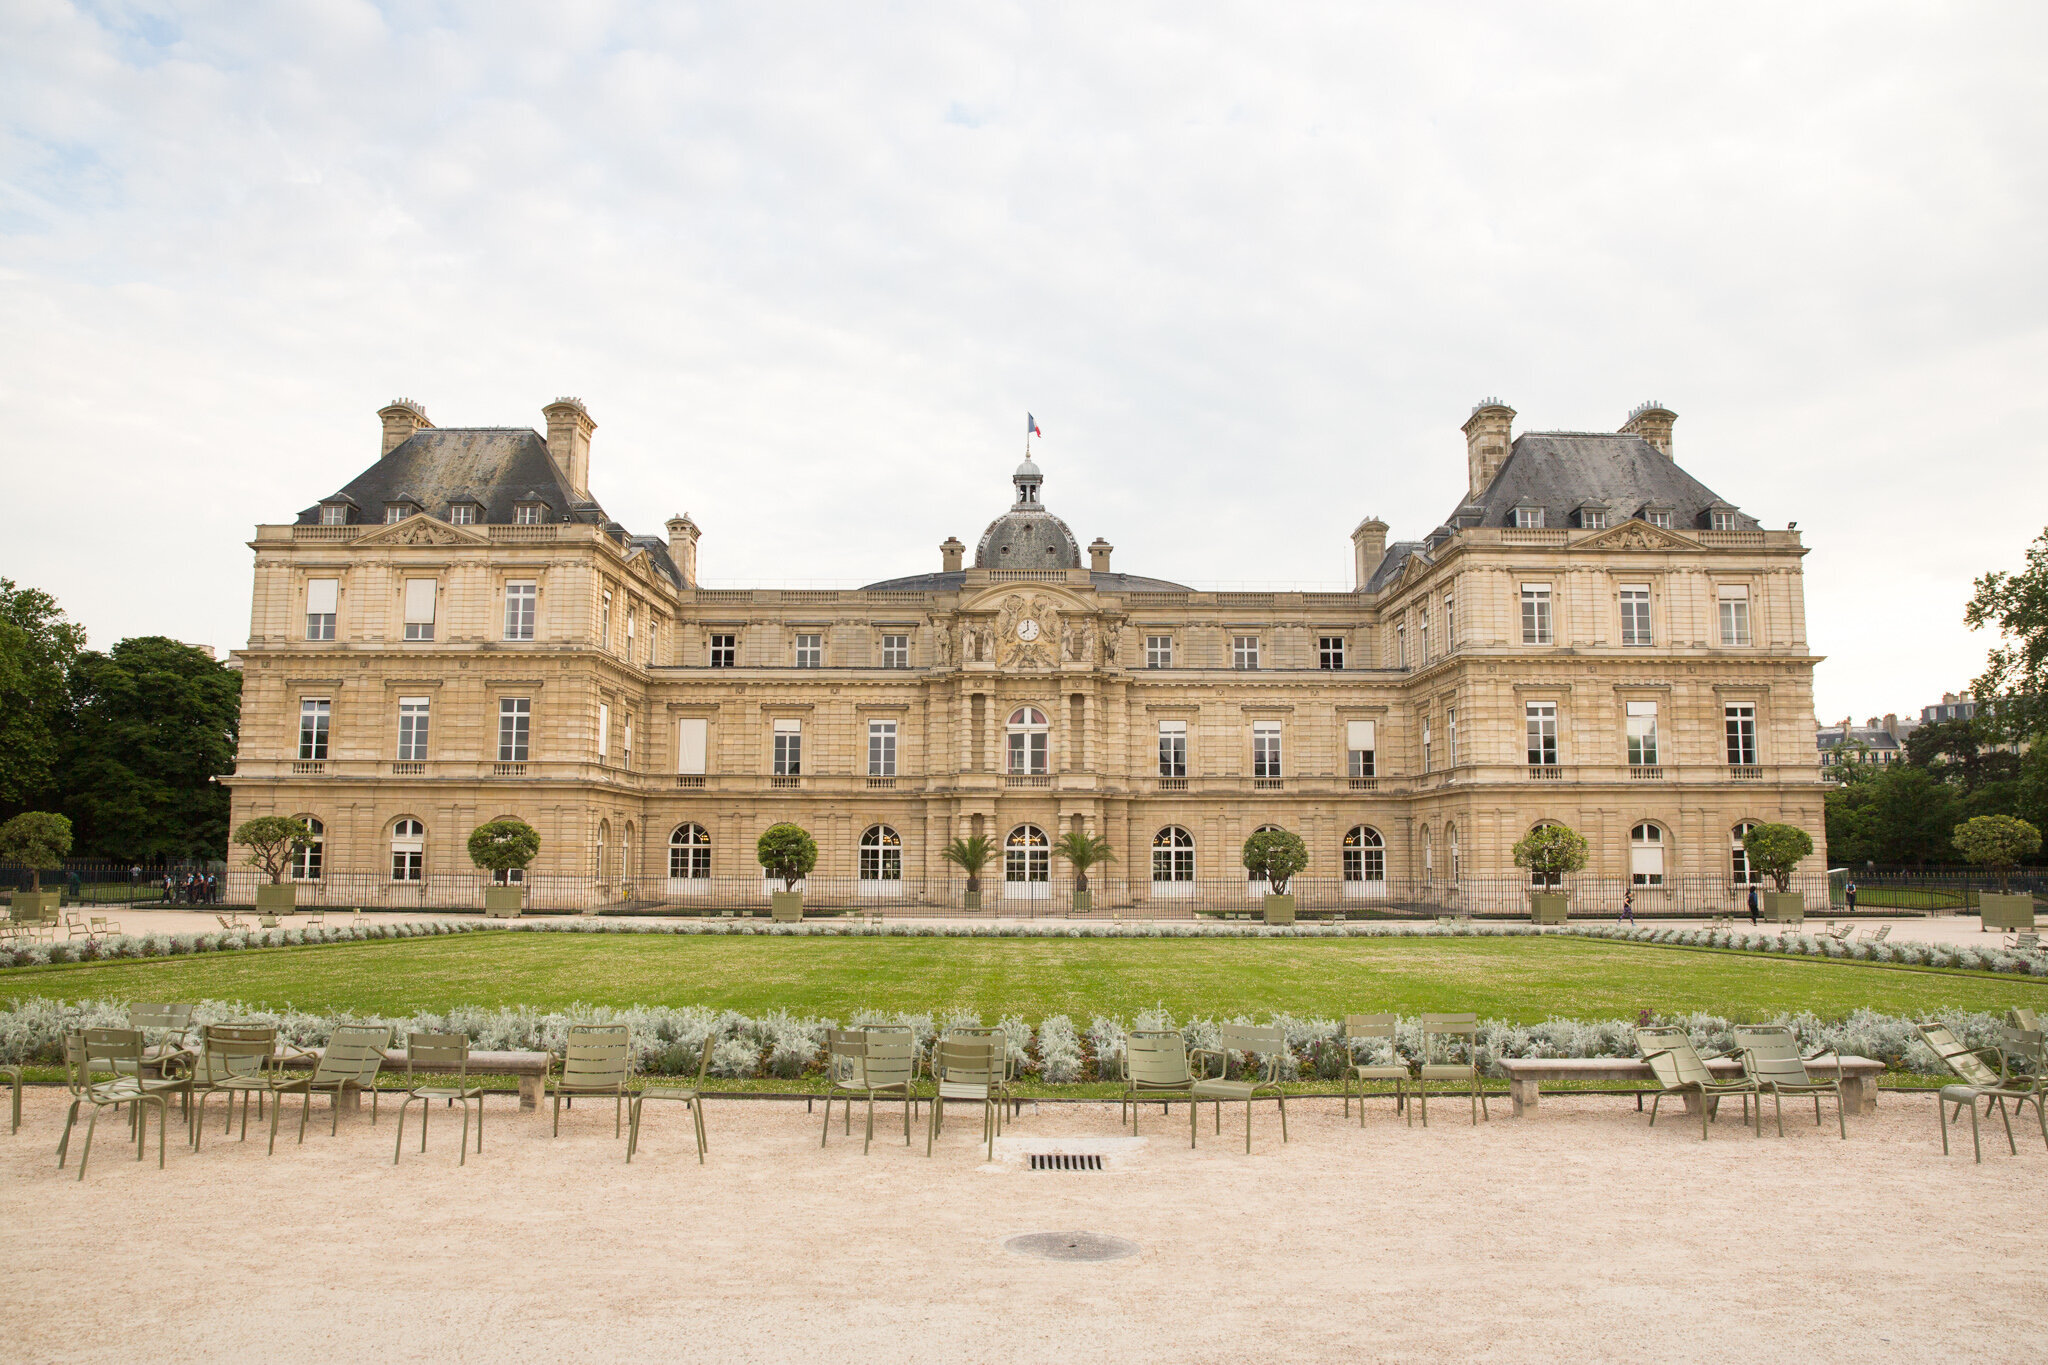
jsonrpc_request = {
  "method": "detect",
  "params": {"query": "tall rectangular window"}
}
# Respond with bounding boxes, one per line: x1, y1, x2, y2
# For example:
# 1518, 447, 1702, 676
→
1158, 720, 1187, 777
868, 719, 898, 776
597, 704, 611, 762
626, 608, 636, 660
1443, 592, 1455, 651
1447, 706, 1458, 767
773, 719, 802, 775
1146, 635, 1173, 668
298, 698, 330, 761
1252, 722, 1282, 778
1526, 702, 1558, 766
1319, 637, 1345, 670
599, 592, 612, 650
1718, 584, 1752, 646
1626, 700, 1659, 766
676, 718, 708, 775
397, 697, 430, 761
306, 579, 338, 642
1620, 585, 1652, 646
1232, 636, 1260, 670
1422, 718, 1432, 773
1726, 704, 1758, 766
880, 633, 910, 669
708, 633, 736, 667
1346, 720, 1376, 778
504, 582, 537, 641
1419, 607, 1431, 662
622, 714, 632, 768
498, 698, 530, 762
794, 634, 823, 668
1521, 585, 1553, 645
1396, 623, 1407, 668
402, 578, 436, 641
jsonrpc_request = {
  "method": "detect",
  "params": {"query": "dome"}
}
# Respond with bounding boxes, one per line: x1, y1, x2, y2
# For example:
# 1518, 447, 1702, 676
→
1014, 456, 1041, 480
975, 507, 1081, 568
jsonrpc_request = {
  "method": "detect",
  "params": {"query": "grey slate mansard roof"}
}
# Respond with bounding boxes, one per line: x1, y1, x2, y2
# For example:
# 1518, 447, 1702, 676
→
861, 569, 1196, 592
298, 427, 683, 589
1455, 432, 1759, 532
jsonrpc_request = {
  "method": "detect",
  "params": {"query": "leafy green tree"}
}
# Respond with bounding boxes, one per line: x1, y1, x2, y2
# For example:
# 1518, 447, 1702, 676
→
62, 637, 241, 860
1951, 814, 2041, 893
940, 834, 996, 892
1050, 830, 1116, 892
1742, 823, 1815, 893
0, 811, 73, 891
756, 822, 817, 891
468, 818, 542, 880
1825, 764, 1958, 866
1241, 827, 1310, 894
1904, 718, 2019, 792
1966, 527, 2048, 741
234, 815, 313, 885
0, 579, 85, 818
1512, 824, 1588, 890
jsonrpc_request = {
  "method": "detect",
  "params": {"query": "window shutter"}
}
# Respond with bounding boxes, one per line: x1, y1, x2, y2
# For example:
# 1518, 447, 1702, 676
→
677, 718, 707, 774
1347, 720, 1376, 751
403, 579, 436, 623
307, 579, 339, 613
597, 704, 610, 756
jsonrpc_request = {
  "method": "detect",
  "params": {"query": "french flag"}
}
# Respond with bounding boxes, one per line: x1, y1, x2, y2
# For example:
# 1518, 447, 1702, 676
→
1028, 413, 1042, 438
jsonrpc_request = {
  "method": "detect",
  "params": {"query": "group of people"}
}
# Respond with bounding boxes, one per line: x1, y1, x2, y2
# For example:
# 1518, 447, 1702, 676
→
1616, 880, 1859, 925
158, 870, 220, 905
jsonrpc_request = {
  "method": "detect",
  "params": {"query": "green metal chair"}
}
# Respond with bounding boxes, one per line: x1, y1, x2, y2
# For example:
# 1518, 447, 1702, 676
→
849, 1031, 920, 1154
548, 1023, 634, 1141
190, 1023, 312, 1154
2009, 1008, 2042, 1032
393, 1033, 485, 1165
3, 1055, 18, 1135
126, 1003, 197, 1086
1414, 1014, 1489, 1127
1733, 1024, 1846, 1139
1190, 1023, 1289, 1151
628, 1035, 714, 1164
946, 1025, 1019, 1119
61, 1028, 186, 1179
927, 1038, 1003, 1160
1634, 1026, 1757, 1140
821, 1029, 869, 1145
1121, 1030, 1197, 1132
1339, 1014, 1411, 1124
1918, 1022, 2048, 1163
306, 1026, 395, 1134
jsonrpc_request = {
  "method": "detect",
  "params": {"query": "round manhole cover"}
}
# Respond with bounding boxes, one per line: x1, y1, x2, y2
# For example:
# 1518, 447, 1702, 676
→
1003, 1231, 1140, 1262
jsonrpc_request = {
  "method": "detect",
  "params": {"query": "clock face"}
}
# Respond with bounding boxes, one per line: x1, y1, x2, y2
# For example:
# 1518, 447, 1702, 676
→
1015, 618, 1040, 642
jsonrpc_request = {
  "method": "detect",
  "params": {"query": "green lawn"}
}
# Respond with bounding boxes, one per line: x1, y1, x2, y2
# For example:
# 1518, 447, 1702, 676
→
3, 932, 2044, 1022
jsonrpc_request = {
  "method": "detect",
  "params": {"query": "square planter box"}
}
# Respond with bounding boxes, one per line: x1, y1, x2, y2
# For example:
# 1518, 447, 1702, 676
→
11, 890, 61, 922
1071, 889, 1092, 914
962, 889, 982, 911
1264, 893, 1296, 925
1765, 891, 1804, 924
1979, 892, 2036, 932
1529, 892, 1569, 924
484, 886, 524, 918
771, 892, 804, 923
254, 883, 297, 914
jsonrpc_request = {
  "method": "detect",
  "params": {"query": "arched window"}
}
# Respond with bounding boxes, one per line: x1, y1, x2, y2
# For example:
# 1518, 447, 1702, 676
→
488, 814, 526, 885
1447, 824, 1460, 884
1423, 826, 1435, 882
1630, 822, 1665, 887
860, 824, 902, 881
1731, 822, 1758, 886
390, 818, 424, 882
669, 823, 711, 880
1342, 826, 1385, 882
1005, 824, 1049, 882
1007, 707, 1049, 775
1526, 821, 1554, 887
1246, 824, 1285, 883
1153, 826, 1195, 883
621, 822, 635, 885
292, 817, 324, 881
596, 819, 609, 882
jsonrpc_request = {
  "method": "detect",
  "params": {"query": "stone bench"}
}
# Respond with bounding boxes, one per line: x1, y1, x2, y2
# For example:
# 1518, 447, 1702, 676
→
278, 1048, 551, 1110
1495, 1055, 1885, 1119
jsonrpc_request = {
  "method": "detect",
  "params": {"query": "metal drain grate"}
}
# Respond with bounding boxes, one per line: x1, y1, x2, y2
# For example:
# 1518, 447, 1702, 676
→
1029, 1153, 1103, 1171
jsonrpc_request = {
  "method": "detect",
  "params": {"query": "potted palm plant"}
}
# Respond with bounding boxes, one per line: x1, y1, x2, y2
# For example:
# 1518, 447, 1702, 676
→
1242, 828, 1310, 925
0, 812, 72, 923
941, 834, 996, 911
1742, 823, 1813, 923
1513, 824, 1587, 924
1954, 814, 2040, 931
233, 815, 313, 914
1052, 830, 1115, 914
758, 823, 817, 921
469, 818, 541, 917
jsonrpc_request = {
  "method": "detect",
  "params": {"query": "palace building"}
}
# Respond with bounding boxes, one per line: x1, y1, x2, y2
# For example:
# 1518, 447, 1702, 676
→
224, 395, 1827, 910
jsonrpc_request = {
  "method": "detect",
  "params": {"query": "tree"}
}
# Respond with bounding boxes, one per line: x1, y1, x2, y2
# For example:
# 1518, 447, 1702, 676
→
1904, 718, 2018, 793
1050, 830, 1116, 892
756, 823, 817, 891
1742, 823, 1814, 893
62, 637, 241, 860
0, 811, 73, 891
468, 818, 542, 881
1241, 827, 1310, 895
1951, 814, 2041, 893
1966, 526, 2048, 741
1825, 764, 1959, 866
1512, 824, 1589, 890
0, 579, 85, 818
234, 815, 313, 885
940, 834, 996, 892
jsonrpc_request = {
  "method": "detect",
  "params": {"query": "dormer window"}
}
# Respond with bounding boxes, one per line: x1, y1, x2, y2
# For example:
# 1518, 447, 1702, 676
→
385, 505, 408, 524
1711, 511, 1737, 532
514, 503, 543, 525
1646, 510, 1672, 529
1577, 505, 1609, 530
448, 503, 478, 525
1513, 506, 1546, 529
319, 503, 349, 526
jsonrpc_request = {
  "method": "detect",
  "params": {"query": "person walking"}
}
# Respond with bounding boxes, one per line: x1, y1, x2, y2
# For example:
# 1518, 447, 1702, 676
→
1747, 884, 1761, 925
1619, 887, 1636, 925
1844, 881, 1858, 913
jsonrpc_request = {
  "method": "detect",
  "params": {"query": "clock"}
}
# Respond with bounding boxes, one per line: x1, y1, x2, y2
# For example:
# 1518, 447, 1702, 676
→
1015, 618, 1040, 642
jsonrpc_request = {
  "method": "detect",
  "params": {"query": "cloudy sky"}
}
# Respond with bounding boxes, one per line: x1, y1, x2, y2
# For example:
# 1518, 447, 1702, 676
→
4, 1, 2043, 723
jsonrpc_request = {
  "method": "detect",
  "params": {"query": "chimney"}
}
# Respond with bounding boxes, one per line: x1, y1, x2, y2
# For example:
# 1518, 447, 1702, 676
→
1883, 712, 1899, 739
940, 537, 964, 573
1088, 538, 1113, 572
1351, 517, 1389, 591
665, 514, 700, 586
1462, 398, 1515, 500
543, 397, 596, 497
378, 399, 432, 456
1620, 401, 1676, 457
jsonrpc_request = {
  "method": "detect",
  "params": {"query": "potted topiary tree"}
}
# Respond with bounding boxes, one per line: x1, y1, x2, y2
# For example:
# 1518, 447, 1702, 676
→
233, 815, 313, 914
0, 811, 72, 923
1242, 827, 1310, 925
1953, 814, 2040, 931
469, 818, 541, 918
1742, 823, 1814, 923
1052, 830, 1115, 915
758, 822, 817, 922
1513, 824, 1588, 924
941, 834, 996, 911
